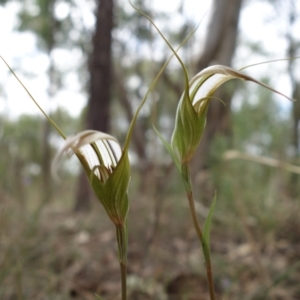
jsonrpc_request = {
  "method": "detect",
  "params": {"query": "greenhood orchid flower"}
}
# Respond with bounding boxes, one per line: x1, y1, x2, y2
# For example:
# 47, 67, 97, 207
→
52, 130, 130, 226
170, 65, 293, 169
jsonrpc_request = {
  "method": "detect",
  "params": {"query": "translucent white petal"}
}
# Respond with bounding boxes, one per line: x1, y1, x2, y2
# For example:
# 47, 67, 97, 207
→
189, 65, 293, 103
52, 130, 122, 181
191, 73, 234, 107
73, 130, 118, 148
79, 144, 101, 178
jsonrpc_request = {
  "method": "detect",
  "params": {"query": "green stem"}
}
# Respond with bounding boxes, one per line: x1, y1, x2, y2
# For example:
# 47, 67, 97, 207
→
120, 260, 127, 300
183, 165, 216, 300
116, 224, 128, 300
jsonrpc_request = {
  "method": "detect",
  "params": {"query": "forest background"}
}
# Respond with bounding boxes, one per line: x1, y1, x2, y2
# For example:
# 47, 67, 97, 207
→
1, 0, 300, 299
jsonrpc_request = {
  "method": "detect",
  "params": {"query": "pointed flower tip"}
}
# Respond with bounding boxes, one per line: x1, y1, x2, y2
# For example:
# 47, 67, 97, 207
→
189, 64, 294, 103
52, 130, 122, 183
171, 64, 293, 166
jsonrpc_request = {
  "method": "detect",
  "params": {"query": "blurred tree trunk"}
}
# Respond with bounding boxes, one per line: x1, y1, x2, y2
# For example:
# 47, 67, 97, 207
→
41, 54, 55, 204
74, 0, 114, 211
191, 0, 243, 180
286, 0, 300, 197
286, 0, 300, 153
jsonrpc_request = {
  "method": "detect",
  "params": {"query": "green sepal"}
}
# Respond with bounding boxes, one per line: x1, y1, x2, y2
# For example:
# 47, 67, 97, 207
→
90, 151, 130, 226
202, 192, 217, 256
171, 91, 208, 165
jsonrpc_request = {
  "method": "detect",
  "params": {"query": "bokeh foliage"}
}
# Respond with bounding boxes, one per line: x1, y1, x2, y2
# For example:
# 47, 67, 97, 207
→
1, 0, 300, 299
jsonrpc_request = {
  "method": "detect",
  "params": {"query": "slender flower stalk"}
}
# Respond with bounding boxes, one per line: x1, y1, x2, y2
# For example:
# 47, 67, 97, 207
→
182, 164, 216, 300
186, 189, 215, 300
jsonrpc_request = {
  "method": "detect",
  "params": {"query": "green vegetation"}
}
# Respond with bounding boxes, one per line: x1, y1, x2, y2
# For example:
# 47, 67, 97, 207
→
1, 0, 300, 299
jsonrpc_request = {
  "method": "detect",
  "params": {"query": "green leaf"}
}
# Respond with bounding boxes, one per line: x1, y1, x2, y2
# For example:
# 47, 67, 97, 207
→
202, 192, 217, 255
95, 294, 105, 300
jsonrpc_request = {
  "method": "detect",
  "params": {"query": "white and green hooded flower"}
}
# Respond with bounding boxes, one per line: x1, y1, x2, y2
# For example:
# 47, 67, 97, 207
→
52, 130, 130, 226
170, 65, 293, 168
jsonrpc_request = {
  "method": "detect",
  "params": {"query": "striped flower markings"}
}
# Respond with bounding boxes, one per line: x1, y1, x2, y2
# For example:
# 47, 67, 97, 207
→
52, 130, 130, 226
170, 65, 293, 169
